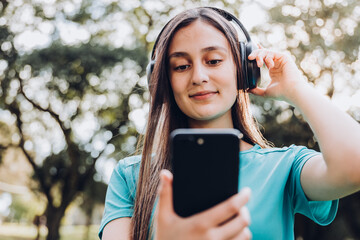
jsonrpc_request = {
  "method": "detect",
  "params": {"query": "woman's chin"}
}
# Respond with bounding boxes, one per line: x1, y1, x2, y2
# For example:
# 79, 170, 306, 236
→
187, 111, 233, 128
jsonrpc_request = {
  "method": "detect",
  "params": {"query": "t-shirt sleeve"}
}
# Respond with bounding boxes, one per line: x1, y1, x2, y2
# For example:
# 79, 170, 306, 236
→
287, 145, 338, 226
98, 158, 137, 239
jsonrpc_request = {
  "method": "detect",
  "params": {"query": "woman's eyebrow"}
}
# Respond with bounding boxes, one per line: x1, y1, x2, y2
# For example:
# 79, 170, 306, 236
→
168, 52, 189, 59
168, 45, 228, 59
201, 45, 227, 53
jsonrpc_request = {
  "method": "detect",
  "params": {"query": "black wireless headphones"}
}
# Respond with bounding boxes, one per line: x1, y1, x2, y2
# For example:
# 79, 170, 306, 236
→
146, 7, 260, 90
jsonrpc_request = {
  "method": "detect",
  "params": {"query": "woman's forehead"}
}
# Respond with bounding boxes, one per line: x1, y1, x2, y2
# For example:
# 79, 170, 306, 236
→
168, 20, 231, 55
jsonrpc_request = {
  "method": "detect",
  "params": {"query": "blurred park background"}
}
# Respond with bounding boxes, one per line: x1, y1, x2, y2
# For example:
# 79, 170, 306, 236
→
0, 0, 359, 239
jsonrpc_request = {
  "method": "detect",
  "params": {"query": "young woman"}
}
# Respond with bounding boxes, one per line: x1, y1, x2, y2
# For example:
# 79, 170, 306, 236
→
99, 7, 360, 240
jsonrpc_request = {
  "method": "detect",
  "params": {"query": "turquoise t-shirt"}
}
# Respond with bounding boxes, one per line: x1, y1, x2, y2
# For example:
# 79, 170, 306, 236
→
99, 145, 338, 239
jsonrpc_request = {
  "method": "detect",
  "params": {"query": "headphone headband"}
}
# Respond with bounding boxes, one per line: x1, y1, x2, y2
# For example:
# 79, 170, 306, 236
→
205, 7, 252, 42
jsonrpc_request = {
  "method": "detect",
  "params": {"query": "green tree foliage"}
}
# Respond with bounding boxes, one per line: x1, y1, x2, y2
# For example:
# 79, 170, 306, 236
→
0, 0, 148, 239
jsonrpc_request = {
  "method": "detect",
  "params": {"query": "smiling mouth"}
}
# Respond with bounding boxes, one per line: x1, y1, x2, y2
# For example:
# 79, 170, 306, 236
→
189, 91, 218, 100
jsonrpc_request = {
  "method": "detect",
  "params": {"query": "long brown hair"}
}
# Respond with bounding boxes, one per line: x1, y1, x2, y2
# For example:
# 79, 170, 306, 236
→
131, 7, 269, 239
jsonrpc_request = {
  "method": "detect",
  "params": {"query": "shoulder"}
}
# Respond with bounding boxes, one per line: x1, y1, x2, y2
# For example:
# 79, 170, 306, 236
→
241, 144, 319, 164
248, 144, 316, 154
242, 144, 308, 155
114, 155, 142, 174
116, 155, 141, 169
111, 155, 141, 184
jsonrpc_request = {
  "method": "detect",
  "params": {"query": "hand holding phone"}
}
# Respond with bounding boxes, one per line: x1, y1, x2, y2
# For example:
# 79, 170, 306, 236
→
155, 169, 252, 240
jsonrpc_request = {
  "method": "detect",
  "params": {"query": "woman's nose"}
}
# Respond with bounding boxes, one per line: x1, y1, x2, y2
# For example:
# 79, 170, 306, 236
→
191, 63, 209, 85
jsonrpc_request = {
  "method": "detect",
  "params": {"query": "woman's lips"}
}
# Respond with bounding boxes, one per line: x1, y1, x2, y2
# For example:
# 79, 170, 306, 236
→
189, 91, 218, 100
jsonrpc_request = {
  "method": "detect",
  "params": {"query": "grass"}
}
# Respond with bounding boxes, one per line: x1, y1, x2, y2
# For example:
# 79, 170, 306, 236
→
0, 223, 100, 240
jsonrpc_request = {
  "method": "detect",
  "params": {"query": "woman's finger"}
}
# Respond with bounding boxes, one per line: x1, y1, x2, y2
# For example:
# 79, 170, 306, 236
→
248, 87, 266, 96
248, 49, 273, 68
264, 53, 275, 69
213, 206, 251, 240
248, 49, 261, 60
157, 170, 175, 221
192, 187, 251, 227
232, 227, 252, 240
254, 50, 268, 68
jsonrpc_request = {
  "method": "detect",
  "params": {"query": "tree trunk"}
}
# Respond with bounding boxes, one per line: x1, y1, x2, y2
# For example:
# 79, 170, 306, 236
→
82, 196, 95, 240
45, 205, 66, 240
83, 210, 93, 240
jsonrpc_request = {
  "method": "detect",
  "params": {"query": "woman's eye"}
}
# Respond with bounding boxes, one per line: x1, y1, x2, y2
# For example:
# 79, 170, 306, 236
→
174, 65, 190, 71
207, 60, 222, 65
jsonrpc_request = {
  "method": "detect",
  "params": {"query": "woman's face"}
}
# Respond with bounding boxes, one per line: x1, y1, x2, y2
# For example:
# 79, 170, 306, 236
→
168, 20, 238, 128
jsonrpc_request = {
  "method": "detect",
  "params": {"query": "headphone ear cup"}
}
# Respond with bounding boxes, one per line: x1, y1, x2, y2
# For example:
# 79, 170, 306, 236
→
239, 41, 247, 90
245, 42, 260, 89
146, 60, 156, 87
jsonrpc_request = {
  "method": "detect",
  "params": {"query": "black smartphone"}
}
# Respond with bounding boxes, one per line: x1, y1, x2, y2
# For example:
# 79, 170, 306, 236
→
170, 128, 242, 218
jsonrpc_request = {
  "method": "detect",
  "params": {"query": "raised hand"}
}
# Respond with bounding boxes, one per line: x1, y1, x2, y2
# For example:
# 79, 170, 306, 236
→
248, 47, 305, 104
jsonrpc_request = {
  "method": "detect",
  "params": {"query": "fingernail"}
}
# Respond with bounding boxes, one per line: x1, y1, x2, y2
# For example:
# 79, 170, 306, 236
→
240, 206, 251, 225
240, 187, 252, 197
243, 227, 252, 238
161, 169, 172, 179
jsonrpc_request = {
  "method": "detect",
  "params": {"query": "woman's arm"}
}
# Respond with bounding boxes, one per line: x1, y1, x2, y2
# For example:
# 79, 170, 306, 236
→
249, 49, 360, 201
284, 82, 360, 201
102, 218, 131, 240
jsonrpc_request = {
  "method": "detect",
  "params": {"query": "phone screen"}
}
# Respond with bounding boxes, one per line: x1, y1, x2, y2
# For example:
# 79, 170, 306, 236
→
170, 128, 242, 217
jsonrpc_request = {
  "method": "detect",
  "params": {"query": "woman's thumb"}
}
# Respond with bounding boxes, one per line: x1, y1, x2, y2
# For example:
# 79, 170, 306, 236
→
157, 170, 174, 215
